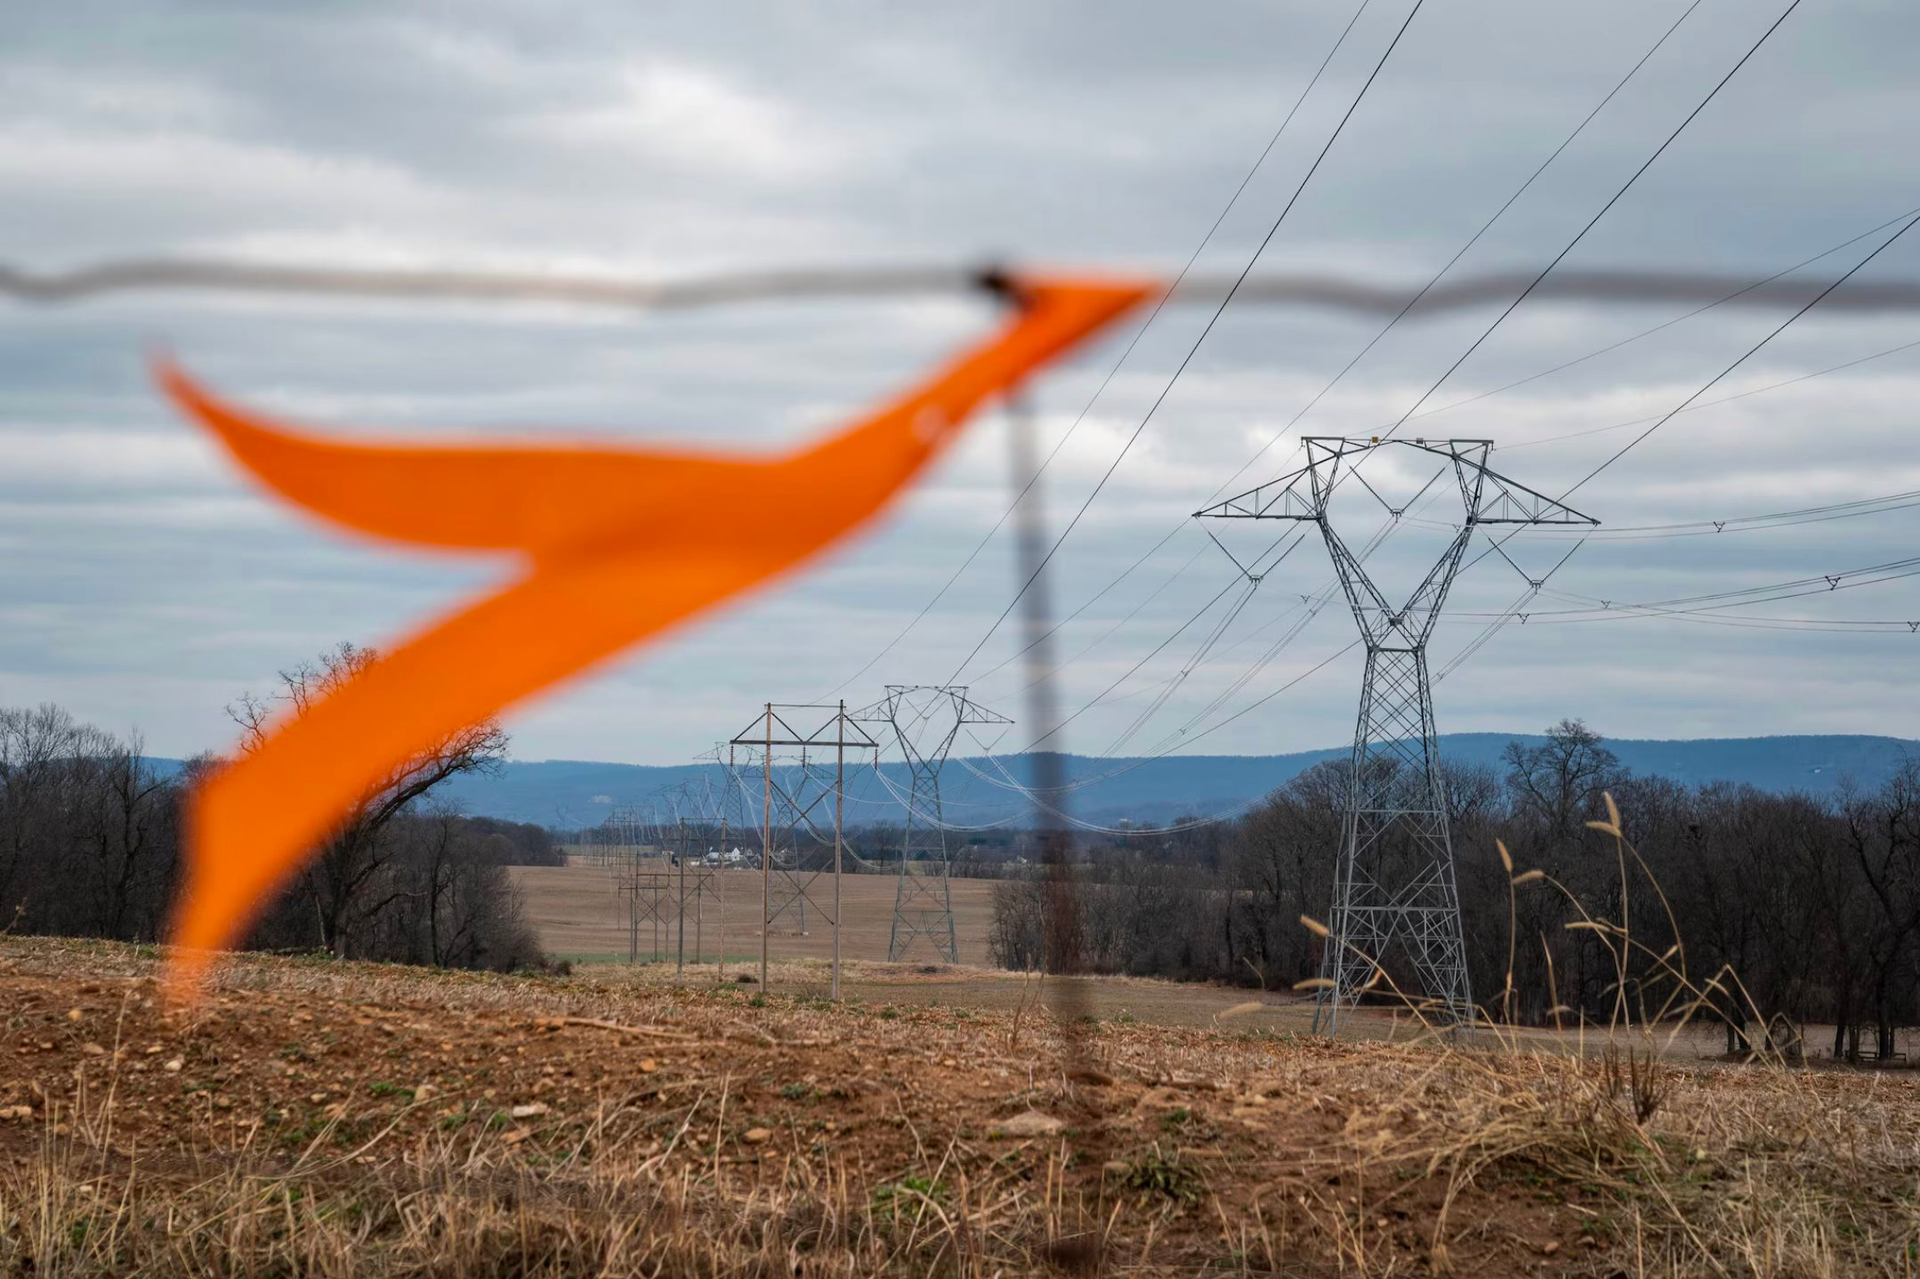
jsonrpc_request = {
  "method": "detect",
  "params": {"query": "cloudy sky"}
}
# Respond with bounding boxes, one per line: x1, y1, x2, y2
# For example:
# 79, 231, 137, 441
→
5, 0, 1919, 772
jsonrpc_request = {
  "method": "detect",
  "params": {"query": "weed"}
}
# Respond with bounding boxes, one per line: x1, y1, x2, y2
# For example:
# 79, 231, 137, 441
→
870, 1174, 946, 1229
1121, 1146, 1202, 1203
1601, 1043, 1666, 1124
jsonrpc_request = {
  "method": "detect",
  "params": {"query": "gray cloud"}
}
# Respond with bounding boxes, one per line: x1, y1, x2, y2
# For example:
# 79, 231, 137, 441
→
2, 0, 1918, 772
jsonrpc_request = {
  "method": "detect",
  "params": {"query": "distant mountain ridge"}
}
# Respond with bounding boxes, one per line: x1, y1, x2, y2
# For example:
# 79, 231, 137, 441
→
422, 733, 1918, 829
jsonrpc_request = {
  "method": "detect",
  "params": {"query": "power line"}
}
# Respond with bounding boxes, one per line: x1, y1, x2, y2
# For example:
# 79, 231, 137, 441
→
1405, 204, 1920, 432
946, 639, 1364, 830
1564, 217, 1920, 502
894, 6, 1903, 830
1021, 576, 1250, 751
1374, 0, 1809, 448
1008, 537, 1218, 697
1496, 332, 1920, 453
1442, 209, 1920, 673
1541, 553, 1920, 612
1066, 0, 1804, 768
947, 0, 1432, 685
940, 203, 1920, 718
822, 0, 1377, 696
1000, 514, 1398, 767
1378, 0, 1855, 682
1416, 485, 1920, 541
1202, 0, 1710, 502
966, 522, 1197, 687
970, 0, 1813, 730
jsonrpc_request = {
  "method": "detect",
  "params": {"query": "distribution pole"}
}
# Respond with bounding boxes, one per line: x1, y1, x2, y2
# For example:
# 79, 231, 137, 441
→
720, 745, 732, 983
628, 841, 639, 965
761, 703, 773, 990
833, 700, 845, 1001
1197, 437, 1597, 1032
676, 817, 687, 980
650, 810, 662, 960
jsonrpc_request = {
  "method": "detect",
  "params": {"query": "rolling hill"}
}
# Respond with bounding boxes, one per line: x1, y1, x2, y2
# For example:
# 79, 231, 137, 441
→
431, 732, 1918, 829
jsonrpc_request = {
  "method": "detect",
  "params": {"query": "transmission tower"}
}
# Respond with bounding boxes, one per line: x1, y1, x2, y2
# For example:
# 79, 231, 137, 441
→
1198, 437, 1596, 1031
728, 702, 877, 995
855, 686, 1011, 963
598, 805, 671, 964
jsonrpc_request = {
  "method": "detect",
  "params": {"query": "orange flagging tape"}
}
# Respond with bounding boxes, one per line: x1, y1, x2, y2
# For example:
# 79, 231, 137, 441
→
155, 275, 1152, 999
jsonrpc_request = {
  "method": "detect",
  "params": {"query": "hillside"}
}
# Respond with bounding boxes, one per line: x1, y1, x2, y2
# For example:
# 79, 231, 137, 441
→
433, 732, 1919, 828
1, 936, 1911, 1276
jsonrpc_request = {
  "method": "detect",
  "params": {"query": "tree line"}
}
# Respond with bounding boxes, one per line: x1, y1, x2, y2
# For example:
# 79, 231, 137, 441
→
988, 720, 1920, 1061
0, 644, 561, 972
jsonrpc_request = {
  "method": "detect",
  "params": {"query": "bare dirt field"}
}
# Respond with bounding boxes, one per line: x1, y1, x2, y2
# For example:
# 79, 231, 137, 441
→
3, 936, 1916, 1277
512, 860, 999, 966
515, 862, 1777, 1061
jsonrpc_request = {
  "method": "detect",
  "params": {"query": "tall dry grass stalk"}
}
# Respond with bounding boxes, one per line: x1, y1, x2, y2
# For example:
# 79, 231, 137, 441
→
1283, 791, 1920, 1274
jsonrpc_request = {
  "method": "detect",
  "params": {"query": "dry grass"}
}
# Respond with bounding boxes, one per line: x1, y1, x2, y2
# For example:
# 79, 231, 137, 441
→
1, 930, 1917, 1277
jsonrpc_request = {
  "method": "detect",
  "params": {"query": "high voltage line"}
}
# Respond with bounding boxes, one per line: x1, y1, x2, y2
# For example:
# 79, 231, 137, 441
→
1054, 0, 1730, 752
927, 0, 1888, 825
945, 0, 1432, 686
822, 0, 1377, 698
947, 529, 1920, 830
955, 0, 1815, 786
956, 201, 1920, 707
872, 1, 1904, 841
1261, 0, 1813, 629
1178, 0, 1714, 515
1442, 205, 1920, 672
1494, 333, 1920, 455
1036, 315, 1920, 724
1411, 485, 1920, 540
856, 523, 1920, 829
972, 435, 1920, 811
955, 0, 1838, 735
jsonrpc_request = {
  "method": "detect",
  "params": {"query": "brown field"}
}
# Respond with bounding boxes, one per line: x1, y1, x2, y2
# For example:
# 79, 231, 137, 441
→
3, 935, 1917, 1277
512, 859, 1000, 967
513, 861, 1823, 1062
513, 861, 1813, 1062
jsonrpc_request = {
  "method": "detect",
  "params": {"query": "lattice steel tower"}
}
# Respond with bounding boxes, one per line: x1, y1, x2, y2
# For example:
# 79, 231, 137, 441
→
1198, 438, 1596, 1031
856, 686, 1011, 962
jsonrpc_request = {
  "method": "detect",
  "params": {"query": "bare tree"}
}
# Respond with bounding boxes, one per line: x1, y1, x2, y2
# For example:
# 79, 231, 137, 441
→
81, 733, 177, 941
1838, 761, 1920, 1060
230, 643, 508, 957
1503, 719, 1623, 841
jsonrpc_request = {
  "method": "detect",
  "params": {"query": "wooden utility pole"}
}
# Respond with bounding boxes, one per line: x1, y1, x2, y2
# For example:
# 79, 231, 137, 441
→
833, 699, 845, 1001
676, 817, 688, 980
720, 746, 732, 983
761, 703, 773, 990
628, 841, 639, 965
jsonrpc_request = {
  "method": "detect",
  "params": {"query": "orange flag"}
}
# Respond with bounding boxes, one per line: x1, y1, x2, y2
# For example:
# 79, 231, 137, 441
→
156, 275, 1151, 998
